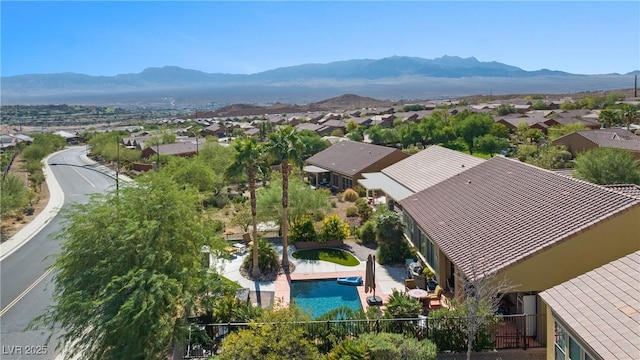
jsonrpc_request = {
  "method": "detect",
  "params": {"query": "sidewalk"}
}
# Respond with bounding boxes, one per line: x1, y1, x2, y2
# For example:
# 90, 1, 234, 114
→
0, 151, 65, 260
0, 148, 132, 260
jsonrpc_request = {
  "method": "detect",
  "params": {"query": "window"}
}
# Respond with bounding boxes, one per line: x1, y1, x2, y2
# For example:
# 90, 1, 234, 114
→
554, 321, 567, 360
403, 212, 414, 240
332, 174, 338, 187
343, 177, 353, 190
569, 337, 580, 360
554, 319, 596, 360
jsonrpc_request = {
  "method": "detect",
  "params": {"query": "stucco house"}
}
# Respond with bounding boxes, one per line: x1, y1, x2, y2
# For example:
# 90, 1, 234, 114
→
551, 128, 640, 159
140, 142, 200, 159
398, 156, 640, 344
539, 250, 639, 360
303, 140, 409, 191
357, 145, 485, 208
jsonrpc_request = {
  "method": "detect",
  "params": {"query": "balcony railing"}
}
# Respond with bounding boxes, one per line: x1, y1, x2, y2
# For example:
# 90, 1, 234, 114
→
183, 313, 547, 358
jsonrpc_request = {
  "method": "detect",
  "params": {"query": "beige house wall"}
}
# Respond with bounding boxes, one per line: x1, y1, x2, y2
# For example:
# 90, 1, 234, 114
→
501, 206, 640, 293
552, 132, 598, 155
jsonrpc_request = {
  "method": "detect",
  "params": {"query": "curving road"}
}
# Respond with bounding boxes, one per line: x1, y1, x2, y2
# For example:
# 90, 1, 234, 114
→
0, 146, 121, 360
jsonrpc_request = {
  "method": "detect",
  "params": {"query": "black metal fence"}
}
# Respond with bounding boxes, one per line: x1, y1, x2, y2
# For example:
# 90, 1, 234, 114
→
183, 313, 546, 358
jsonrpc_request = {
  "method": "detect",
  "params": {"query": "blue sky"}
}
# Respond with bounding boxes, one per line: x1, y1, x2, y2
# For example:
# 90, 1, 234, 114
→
1, 1, 639, 77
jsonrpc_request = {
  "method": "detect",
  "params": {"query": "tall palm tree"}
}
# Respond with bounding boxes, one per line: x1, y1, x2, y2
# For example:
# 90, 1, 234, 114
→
266, 126, 305, 270
225, 137, 265, 278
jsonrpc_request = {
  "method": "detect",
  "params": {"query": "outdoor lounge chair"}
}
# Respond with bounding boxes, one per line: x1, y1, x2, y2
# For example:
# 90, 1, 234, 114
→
424, 285, 443, 302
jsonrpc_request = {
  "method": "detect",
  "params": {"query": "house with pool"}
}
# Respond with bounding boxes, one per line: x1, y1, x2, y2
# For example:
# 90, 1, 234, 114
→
398, 156, 640, 343
303, 140, 409, 192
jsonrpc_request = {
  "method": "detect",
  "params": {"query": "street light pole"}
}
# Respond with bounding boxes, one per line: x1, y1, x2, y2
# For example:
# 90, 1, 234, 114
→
116, 138, 120, 196
191, 131, 199, 156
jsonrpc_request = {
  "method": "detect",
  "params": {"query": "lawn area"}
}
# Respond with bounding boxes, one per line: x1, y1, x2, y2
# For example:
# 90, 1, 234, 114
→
292, 248, 360, 266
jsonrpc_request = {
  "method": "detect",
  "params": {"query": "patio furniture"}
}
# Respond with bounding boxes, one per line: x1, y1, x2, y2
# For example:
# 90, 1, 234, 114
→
405, 278, 417, 291
424, 285, 443, 305
233, 243, 247, 254
414, 274, 427, 290
407, 288, 429, 299
337, 276, 363, 286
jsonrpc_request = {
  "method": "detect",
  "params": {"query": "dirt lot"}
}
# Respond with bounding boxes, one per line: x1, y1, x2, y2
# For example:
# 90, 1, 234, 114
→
1, 155, 50, 242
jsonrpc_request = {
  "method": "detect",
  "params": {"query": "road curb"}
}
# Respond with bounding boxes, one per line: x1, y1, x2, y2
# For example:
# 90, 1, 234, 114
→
0, 150, 66, 261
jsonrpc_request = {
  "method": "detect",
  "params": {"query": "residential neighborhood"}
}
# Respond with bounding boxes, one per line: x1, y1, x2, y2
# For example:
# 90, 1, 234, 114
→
1, 92, 639, 360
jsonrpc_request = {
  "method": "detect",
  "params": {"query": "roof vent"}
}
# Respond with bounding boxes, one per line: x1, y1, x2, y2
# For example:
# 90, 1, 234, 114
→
461, 164, 465, 168
467, 180, 472, 184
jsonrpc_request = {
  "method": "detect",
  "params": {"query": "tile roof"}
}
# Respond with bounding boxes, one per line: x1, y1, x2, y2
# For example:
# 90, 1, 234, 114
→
305, 140, 403, 177
540, 251, 640, 360
382, 145, 485, 193
399, 156, 640, 277
603, 184, 640, 199
573, 129, 640, 152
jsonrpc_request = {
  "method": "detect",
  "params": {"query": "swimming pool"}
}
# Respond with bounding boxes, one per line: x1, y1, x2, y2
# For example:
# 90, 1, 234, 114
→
290, 279, 362, 319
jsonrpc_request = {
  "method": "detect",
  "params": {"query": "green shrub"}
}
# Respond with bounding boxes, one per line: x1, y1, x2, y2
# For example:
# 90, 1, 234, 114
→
358, 220, 377, 244
353, 184, 367, 197
341, 188, 359, 202
242, 239, 279, 273
327, 338, 368, 360
355, 197, 372, 221
290, 215, 318, 243
211, 219, 225, 233
346, 206, 359, 217
428, 306, 498, 353
356, 332, 437, 360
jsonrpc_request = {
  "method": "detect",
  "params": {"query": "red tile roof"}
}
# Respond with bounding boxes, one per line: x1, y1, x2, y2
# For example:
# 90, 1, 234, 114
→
399, 156, 640, 277
305, 140, 405, 177
540, 251, 640, 360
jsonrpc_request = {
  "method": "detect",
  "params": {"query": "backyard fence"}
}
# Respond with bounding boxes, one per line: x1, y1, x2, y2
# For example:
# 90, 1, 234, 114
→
184, 313, 546, 358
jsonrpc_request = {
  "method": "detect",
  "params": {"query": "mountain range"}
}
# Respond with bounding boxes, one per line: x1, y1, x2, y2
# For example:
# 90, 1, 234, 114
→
2, 56, 637, 107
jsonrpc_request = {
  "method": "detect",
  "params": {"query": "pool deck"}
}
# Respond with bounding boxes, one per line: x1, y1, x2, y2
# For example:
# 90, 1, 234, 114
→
220, 240, 407, 312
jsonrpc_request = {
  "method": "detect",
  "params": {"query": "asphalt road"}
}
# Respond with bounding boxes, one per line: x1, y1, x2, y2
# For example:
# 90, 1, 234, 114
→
0, 146, 120, 360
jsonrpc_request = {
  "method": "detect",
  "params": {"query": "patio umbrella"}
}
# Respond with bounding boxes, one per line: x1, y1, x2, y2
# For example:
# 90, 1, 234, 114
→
365, 254, 382, 305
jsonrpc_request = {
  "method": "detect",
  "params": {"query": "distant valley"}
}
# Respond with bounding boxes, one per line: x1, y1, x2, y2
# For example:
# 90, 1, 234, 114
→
1, 56, 638, 107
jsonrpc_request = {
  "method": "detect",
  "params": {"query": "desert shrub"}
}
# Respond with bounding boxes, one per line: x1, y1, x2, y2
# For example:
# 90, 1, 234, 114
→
203, 193, 229, 209
341, 188, 359, 202
290, 215, 318, 243
353, 184, 367, 197
327, 338, 368, 360
211, 219, 225, 233
231, 195, 247, 204
319, 213, 350, 241
356, 332, 437, 360
346, 206, 359, 217
428, 306, 497, 353
358, 220, 377, 244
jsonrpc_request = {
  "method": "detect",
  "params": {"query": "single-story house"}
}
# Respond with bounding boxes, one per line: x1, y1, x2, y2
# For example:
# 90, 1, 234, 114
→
399, 156, 640, 343
358, 145, 485, 208
295, 122, 331, 136
539, 250, 639, 360
303, 140, 409, 191
202, 123, 227, 138
54, 130, 79, 144
551, 128, 640, 159
141, 142, 200, 159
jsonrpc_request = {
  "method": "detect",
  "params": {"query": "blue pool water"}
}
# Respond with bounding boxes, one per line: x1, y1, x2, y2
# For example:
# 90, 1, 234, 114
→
290, 279, 362, 319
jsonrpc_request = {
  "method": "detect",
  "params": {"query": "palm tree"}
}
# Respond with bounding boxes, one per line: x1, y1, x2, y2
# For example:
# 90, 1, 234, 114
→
266, 126, 305, 270
225, 137, 265, 278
